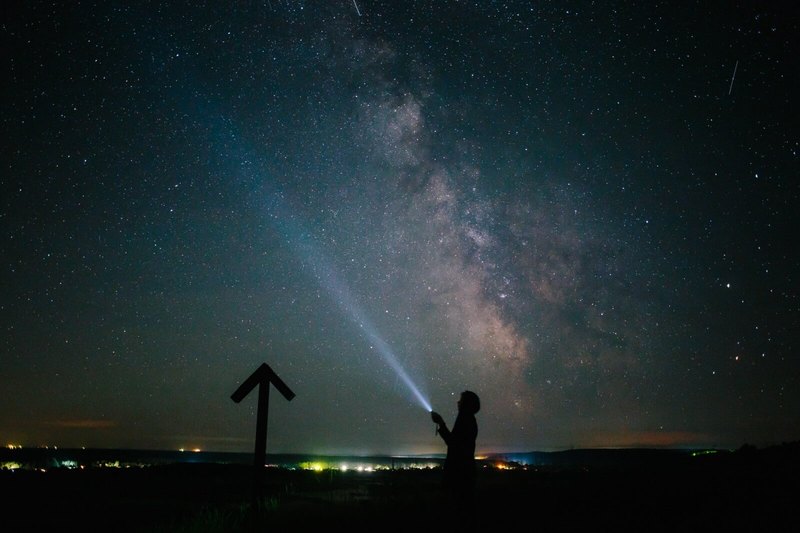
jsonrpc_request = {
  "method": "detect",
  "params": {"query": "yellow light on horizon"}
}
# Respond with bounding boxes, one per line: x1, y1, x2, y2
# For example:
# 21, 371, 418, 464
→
299, 461, 326, 472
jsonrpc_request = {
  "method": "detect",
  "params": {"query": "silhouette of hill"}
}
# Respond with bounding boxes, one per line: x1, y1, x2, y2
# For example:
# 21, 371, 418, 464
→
487, 447, 695, 468
487, 440, 800, 469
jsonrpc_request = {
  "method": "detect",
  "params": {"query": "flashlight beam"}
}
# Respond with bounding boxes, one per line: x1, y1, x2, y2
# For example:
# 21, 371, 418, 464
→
267, 195, 431, 412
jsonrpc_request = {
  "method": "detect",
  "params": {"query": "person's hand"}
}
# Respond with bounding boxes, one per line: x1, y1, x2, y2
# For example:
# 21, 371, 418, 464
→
430, 411, 445, 426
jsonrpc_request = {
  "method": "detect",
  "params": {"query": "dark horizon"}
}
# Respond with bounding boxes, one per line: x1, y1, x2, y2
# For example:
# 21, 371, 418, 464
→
6, 441, 799, 478
4, 439, 791, 458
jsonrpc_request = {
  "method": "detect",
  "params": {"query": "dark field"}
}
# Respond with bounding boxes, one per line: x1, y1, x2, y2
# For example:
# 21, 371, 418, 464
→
3, 445, 798, 532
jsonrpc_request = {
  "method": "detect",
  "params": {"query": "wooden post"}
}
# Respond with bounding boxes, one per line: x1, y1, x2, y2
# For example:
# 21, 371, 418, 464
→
253, 381, 269, 495
231, 363, 295, 503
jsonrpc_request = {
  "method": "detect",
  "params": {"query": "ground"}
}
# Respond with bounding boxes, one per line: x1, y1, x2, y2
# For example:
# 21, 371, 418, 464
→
2, 448, 798, 532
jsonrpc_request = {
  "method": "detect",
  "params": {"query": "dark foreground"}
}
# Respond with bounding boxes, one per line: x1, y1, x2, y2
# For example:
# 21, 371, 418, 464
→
2, 445, 798, 532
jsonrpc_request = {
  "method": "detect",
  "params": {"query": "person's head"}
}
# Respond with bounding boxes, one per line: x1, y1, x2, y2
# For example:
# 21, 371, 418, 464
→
458, 390, 480, 415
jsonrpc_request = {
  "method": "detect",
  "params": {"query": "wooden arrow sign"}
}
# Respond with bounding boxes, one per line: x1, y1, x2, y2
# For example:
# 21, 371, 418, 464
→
231, 363, 295, 498
231, 363, 296, 403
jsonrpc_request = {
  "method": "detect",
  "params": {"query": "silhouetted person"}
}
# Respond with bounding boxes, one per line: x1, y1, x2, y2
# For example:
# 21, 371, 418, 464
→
431, 390, 480, 508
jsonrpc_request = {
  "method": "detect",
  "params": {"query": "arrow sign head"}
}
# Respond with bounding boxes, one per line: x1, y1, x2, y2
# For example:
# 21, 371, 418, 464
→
231, 363, 269, 404
231, 363, 296, 403
266, 366, 296, 401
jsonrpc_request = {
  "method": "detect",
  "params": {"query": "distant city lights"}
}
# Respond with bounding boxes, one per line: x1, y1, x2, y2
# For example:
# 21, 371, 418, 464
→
691, 450, 719, 457
1, 447, 526, 473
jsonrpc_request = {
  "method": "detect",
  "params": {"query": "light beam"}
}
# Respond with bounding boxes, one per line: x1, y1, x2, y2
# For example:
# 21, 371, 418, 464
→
267, 195, 431, 412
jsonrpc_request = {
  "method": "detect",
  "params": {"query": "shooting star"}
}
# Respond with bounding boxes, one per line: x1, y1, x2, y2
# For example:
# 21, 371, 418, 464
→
353, 0, 362, 17
728, 60, 739, 96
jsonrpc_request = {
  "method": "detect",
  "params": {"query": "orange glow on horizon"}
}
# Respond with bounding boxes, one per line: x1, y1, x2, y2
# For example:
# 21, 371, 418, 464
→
584, 430, 713, 448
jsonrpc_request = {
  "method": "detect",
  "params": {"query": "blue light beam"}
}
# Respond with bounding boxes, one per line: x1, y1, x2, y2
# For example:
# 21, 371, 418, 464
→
267, 195, 432, 412
183, 103, 432, 411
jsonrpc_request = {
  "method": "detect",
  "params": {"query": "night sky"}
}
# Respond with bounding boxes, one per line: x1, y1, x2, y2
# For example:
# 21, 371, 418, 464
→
2, 1, 798, 456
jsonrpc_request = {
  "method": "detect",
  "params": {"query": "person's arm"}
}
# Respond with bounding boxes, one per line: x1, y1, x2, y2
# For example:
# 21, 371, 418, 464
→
430, 411, 451, 444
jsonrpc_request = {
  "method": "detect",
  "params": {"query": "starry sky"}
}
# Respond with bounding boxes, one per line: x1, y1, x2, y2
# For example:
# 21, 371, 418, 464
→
2, 1, 798, 455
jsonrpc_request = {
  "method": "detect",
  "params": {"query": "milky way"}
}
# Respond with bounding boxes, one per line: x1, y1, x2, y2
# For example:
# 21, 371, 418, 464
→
2, 1, 797, 454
